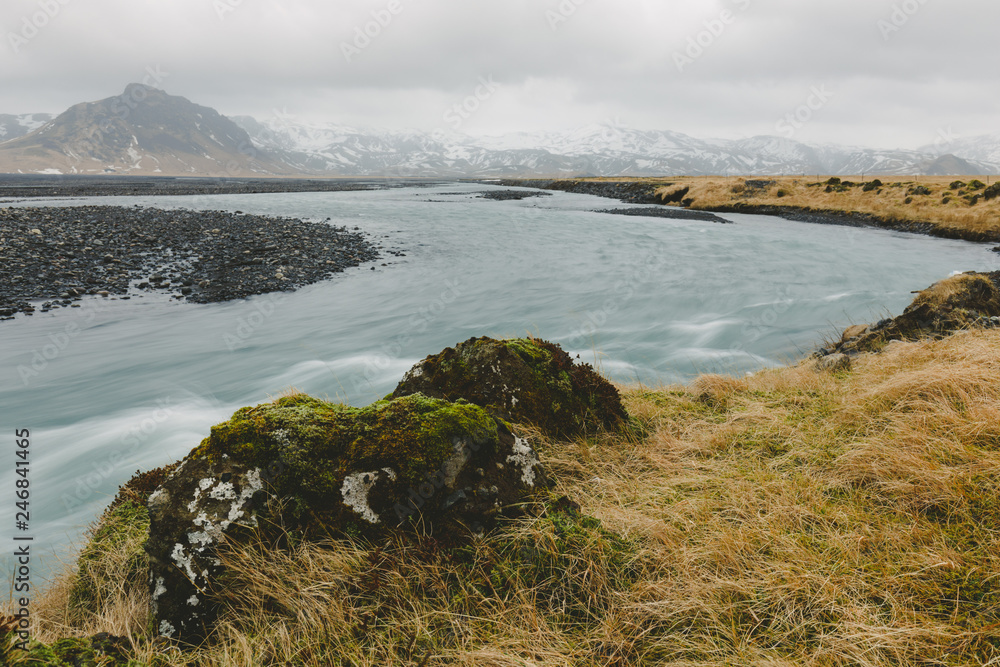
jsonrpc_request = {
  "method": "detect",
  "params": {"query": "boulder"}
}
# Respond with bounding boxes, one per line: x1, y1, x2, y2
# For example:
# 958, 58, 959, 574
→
834, 272, 1000, 355
146, 392, 546, 644
392, 337, 627, 439
841, 324, 869, 342
815, 353, 851, 373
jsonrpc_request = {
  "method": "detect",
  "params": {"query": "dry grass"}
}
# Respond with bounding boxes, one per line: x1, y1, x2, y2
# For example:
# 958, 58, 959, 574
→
557, 175, 1000, 239
660, 176, 1000, 239
8, 328, 1000, 665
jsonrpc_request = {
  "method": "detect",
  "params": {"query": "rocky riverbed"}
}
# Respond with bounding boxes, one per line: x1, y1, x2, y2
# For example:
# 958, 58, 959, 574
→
0, 205, 386, 320
0, 175, 438, 200
596, 207, 730, 223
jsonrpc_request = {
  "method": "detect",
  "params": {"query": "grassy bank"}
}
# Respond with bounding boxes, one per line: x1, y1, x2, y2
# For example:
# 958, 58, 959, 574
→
506, 176, 1000, 243
6, 336, 1000, 663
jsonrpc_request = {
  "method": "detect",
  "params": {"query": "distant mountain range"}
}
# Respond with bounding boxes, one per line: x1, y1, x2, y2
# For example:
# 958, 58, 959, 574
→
1, 84, 997, 178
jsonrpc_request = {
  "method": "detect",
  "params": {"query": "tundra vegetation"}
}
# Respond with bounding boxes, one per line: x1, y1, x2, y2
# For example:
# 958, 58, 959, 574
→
4, 268, 1000, 667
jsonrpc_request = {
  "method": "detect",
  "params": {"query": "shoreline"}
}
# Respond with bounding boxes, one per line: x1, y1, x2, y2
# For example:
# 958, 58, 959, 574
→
496, 177, 1000, 245
0, 205, 385, 320
0, 175, 444, 199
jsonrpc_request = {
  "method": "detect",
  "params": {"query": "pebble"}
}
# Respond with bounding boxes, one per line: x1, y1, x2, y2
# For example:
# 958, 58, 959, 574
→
0, 205, 383, 319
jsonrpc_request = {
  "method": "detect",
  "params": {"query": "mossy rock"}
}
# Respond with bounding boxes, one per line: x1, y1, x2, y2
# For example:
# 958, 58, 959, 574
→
146, 393, 547, 644
391, 337, 628, 440
1, 634, 132, 666
835, 271, 1000, 354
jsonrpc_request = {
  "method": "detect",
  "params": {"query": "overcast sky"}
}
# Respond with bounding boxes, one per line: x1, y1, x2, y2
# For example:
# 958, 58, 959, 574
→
1, 0, 996, 149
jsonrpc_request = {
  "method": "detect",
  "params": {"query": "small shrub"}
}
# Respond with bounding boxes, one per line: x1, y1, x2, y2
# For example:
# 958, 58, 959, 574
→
776, 189, 787, 198
908, 185, 932, 196
826, 177, 841, 185
968, 179, 986, 191
905, 196, 914, 204
942, 196, 951, 204
983, 182, 1000, 201
966, 194, 982, 206
862, 179, 883, 192
950, 180, 966, 190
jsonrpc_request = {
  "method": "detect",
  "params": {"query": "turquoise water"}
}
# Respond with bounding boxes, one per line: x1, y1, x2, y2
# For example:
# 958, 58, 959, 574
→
2, 182, 998, 576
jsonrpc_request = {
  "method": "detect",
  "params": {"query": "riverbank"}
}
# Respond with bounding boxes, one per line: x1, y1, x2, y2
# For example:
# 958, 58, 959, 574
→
499, 176, 1000, 245
6, 272, 1000, 666
0, 205, 384, 320
0, 175, 441, 199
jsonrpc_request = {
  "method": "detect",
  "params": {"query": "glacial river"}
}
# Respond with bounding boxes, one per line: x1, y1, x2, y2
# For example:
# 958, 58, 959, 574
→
2, 182, 998, 578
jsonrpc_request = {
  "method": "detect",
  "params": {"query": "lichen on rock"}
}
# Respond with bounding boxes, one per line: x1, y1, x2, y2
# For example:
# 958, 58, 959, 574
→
146, 392, 548, 644
391, 336, 628, 439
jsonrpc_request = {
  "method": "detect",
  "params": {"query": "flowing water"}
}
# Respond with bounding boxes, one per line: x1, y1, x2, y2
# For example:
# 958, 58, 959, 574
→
2, 182, 998, 576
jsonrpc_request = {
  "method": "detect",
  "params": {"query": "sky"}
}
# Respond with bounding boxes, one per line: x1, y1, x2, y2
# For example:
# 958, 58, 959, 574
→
0, 0, 997, 150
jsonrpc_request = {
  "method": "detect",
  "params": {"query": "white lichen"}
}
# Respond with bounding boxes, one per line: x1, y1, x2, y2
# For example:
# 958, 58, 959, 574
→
341, 471, 381, 524
506, 437, 540, 486
187, 595, 200, 606
159, 620, 176, 638
382, 467, 398, 481
171, 543, 196, 580
208, 481, 237, 501
152, 577, 167, 600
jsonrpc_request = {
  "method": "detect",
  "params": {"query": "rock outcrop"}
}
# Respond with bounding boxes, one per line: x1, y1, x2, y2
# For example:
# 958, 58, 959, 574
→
392, 337, 628, 439
819, 271, 1000, 358
145, 392, 546, 644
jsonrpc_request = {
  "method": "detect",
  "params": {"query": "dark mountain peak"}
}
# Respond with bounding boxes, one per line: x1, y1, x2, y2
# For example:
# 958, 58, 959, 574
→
0, 85, 290, 176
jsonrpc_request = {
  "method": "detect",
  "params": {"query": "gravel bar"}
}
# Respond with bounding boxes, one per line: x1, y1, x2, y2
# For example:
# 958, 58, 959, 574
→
595, 207, 731, 223
0, 205, 386, 320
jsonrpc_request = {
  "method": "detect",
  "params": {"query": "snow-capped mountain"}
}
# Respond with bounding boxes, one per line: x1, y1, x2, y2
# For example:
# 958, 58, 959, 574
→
233, 116, 1000, 177
919, 133, 1000, 168
3, 85, 996, 177
0, 113, 54, 143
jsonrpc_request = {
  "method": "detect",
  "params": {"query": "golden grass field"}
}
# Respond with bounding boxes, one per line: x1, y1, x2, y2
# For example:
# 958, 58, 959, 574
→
7, 328, 1000, 663
657, 175, 1000, 239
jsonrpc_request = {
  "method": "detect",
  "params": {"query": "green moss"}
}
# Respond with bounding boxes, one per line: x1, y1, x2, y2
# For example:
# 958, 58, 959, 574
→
196, 393, 499, 498
393, 337, 628, 440
8, 636, 137, 666
69, 501, 149, 618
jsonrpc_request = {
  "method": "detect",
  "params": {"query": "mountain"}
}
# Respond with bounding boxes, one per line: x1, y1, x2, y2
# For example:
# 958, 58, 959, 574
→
233, 117, 1000, 178
921, 153, 984, 176
0, 113, 54, 143
919, 133, 1000, 168
0, 85, 290, 176
2, 85, 997, 177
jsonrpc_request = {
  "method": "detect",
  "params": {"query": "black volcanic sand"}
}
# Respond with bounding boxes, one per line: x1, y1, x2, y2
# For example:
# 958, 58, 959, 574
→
0, 175, 443, 200
0, 205, 387, 320
476, 190, 553, 201
596, 207, 730, 223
